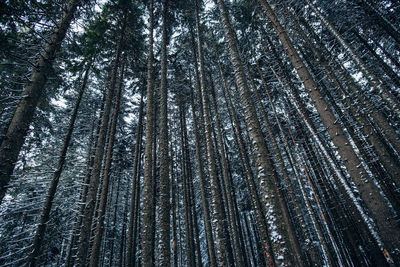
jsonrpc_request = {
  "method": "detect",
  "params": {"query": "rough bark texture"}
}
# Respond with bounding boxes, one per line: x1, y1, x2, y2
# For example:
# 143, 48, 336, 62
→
217, 0, 299, 265
219, 64, 274, 266
0, 0, 82, 204
196, 3, 228, 265
209, 74, 245, 266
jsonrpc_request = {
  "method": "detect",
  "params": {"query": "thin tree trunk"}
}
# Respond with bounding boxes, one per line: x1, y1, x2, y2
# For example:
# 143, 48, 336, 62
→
65, 100, 102, 267
158, 0, 171, 265
126, 92, 144, 267
179, 104, 195, 267
76, 20, 125, 266
0, 0, 84, 204
89, 57, 125, 267
189, 23, 217, 267
171, 145, 178, 267
195, 2, 228, 265
27, 60, 92, 266
209, 73, 244, 266
141, 0, 156, 264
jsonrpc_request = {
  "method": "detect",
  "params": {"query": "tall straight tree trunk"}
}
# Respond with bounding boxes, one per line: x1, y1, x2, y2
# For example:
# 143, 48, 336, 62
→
189, 24, 217, 267
188, 77, 217, 266
27, 60, 92, 267
247, 58, 304, 265
258, 0, 400, 263
76, 18, 126, 266
218, 63, 274, 266
209, 73, 244, 266
216, 0, 300, 265
179, 103, 195, 267
195, 2, 228, 264
126, 92, 144, 267
141, 0, 156, 264
65, 99, 103, 267
171, 146, 178, 267
89, 58, 125, 267
158, 0, 171, 265
0, 0, 84, 204
108, 162, 124, 266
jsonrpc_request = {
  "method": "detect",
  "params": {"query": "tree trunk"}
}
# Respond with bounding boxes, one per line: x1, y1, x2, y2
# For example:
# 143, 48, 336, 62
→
126, 92, 144, 267
179, 103, 195, 267
140, 0, 156, 264
27, 60, 92, 267
258, 0, 400, 263
209, 73, 245, 266
76, 19, 125, 266
0, 0, 83, 204
217, 0, 301, 265
189, 18, 217, 267
196, 3, 228, 264
89, 57, 125, 267
158, 0, 171, 265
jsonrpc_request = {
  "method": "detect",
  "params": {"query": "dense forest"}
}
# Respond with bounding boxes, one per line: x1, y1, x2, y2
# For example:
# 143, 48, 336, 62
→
0, 0, 399, 266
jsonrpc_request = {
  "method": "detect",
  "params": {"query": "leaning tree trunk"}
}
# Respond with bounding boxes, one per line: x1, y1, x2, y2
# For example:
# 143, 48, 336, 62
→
27, 60, 92, 267
89, 58, 125, 267
140, 0, 156, 265
217, 0, 301, 265
0, 0, 84, 204
303, 0, 400, 118
258, 0, 400, 263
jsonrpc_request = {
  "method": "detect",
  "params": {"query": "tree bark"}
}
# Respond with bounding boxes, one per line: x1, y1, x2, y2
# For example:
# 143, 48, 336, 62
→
195, 3, 228, 265
27, 60, 92, 267
258, 0, 400, 263
189, 17, 217, 267
140, 0, 156, 264
89, 57, 125, 267
158, 0, 171, 265
0, 0, 83, 204
126, 92, 144, 267
217, 0, 301, 265
76, 18, 125, 266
